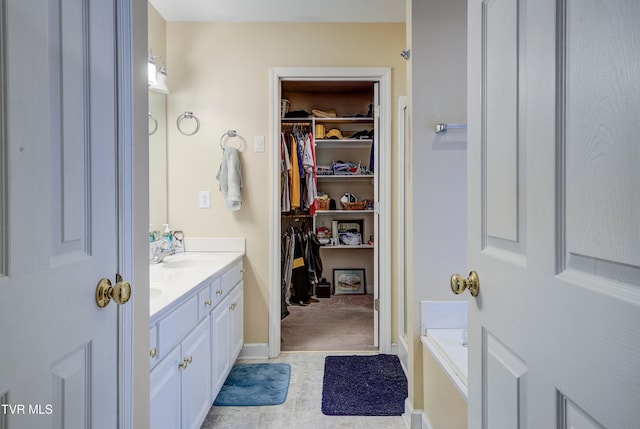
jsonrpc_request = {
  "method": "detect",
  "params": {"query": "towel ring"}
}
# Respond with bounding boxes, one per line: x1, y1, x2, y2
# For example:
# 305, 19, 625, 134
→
219, 130, 246, 151
177, 111, 200, 136
148, 112, 158, 136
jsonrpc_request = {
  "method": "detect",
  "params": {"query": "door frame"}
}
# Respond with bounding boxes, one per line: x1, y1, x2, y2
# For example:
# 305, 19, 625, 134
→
117, 0, 149, 428
268, 67, 392, 357
396, 95, 409, 371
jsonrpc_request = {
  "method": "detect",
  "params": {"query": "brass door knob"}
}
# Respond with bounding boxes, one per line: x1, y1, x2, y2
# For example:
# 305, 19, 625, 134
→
450, 271, 480, 297
95, 277, 132, 308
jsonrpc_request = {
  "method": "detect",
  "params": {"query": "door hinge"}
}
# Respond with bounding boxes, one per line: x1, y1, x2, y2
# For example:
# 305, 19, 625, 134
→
374, 105, 380, 118
374, 298, 380, 311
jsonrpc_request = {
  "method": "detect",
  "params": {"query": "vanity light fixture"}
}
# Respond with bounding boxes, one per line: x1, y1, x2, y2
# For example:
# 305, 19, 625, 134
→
148, 51, 157, 86
148, 50, 170, 94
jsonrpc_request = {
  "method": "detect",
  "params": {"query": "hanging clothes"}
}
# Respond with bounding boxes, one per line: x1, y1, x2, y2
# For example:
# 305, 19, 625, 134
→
289, 134, 301, 210
305, 231, 322, 285
280, 123, 318, 307
302, 133, 318, 214
280, 133, 291, 212
280, 219, 323, 306
280, 123, 316, 214
289, 230, 311, 304
280, 230, 294, 319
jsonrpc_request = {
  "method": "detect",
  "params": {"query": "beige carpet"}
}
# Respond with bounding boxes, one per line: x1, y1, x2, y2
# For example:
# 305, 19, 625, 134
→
280, 294, 377, 352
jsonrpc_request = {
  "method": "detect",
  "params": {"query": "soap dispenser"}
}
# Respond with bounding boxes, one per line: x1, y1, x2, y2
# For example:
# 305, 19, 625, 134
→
162, 224, 173, 249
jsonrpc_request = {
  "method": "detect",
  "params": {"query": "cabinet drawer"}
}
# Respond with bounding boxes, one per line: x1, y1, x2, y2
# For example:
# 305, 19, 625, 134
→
158, 296, 198, 359
209, 277, 223, 309
197, 284, 212, 321
220, 265, 238, 296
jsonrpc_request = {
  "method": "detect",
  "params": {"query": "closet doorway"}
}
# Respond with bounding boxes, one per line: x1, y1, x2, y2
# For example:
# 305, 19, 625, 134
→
268, 67, 392, 357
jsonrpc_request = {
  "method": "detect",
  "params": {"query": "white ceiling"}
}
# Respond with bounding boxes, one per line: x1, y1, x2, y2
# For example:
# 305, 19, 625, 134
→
149, 0, 406, 23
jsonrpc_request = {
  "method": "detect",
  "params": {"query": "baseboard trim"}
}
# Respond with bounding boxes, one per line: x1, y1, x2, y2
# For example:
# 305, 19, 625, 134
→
403, 398, 423, 429
238, 343, 269, 360
397, 336, 409, 374
421, 412, 435, 429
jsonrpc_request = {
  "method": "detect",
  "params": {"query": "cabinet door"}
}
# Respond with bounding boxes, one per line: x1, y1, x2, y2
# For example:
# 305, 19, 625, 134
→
181, 318, 212, 429
229, 282, 244, 362
150, 324, 159, 369
211, 295, 231, 398
150, 346, 182, 429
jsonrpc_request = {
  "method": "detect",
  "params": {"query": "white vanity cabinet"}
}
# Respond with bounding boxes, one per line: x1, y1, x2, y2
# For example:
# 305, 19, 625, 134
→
229, 280, 244, 362
150, 318, 211, 429
150, 256, 244, 429
150, 345, 181, 429
180, 318, 211, 429
211, 280, 244, 396
210, 292, 231, 395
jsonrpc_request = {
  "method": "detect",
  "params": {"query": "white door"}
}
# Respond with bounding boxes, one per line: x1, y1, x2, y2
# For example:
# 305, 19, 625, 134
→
467, 0, 640, 427
0, 1, 123, 428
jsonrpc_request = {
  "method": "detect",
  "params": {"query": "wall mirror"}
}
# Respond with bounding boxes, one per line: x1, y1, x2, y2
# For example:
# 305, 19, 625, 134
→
149, 90, 167, 231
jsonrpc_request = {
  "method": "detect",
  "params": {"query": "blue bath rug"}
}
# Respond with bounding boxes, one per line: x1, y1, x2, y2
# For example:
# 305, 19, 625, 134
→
322, 354, 407, 416
213, 363, 291, 406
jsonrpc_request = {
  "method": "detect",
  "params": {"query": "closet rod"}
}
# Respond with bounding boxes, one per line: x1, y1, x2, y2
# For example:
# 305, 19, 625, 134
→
281, 213, 312, 218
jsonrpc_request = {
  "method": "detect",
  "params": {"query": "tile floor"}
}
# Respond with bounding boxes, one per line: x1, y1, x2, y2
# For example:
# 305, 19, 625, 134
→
200, 351, 408, 429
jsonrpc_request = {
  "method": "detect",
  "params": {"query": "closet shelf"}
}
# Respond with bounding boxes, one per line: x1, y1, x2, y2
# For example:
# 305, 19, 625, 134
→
315, 139, 373, 148
315, 210, 374, 215
316, 175, 374, 182
281, 117, 373, 123
319, 244, 374, 250
315, 117, 374, 123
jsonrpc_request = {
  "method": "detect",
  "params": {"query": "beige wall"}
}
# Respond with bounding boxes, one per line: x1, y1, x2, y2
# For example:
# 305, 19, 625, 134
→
163, 22, 406, 345
407, 0, 468, 418
148, 4, 166, 59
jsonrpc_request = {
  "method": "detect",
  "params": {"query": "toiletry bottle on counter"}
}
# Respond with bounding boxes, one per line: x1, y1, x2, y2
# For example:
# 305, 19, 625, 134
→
162, 224, 173, 249
149, 224, 155, 242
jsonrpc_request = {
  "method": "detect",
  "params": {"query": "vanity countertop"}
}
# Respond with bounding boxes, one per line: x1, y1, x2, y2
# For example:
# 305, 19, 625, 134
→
149, 251, 243, 319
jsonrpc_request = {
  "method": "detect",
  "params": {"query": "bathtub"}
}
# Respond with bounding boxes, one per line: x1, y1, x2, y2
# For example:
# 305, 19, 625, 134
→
420, 301, 468, 429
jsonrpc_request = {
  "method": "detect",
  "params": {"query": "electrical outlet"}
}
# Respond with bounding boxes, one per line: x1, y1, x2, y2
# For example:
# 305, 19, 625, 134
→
199, 191, 211, 208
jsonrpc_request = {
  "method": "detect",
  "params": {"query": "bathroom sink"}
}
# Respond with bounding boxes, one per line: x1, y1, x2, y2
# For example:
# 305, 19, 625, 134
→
159, 253, 222, 269
160, 259, 201, 269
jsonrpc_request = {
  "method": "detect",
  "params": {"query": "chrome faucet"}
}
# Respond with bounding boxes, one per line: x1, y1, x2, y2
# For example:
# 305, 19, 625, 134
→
150, 243, 175, 264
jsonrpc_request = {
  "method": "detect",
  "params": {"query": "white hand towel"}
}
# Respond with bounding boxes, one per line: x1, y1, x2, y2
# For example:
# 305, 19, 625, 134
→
216, 147, 243, 211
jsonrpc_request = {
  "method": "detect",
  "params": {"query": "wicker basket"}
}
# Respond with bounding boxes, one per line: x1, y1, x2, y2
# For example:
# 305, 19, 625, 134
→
317, 199, 330, 210
340, 201, 367, 210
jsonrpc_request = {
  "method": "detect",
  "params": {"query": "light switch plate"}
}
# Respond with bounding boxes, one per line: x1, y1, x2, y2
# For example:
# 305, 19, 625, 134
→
199, 191, 211, 208
254, 135, 265, 152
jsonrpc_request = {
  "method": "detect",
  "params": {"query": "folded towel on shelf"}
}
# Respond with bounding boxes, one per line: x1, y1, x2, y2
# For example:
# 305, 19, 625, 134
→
216, 146, 243, 211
